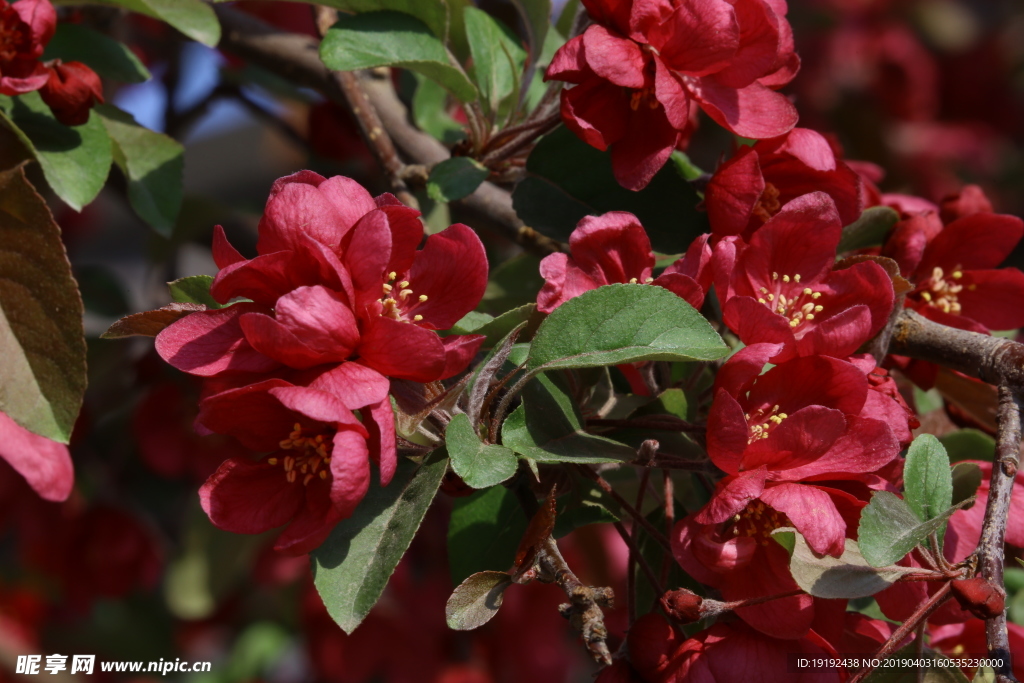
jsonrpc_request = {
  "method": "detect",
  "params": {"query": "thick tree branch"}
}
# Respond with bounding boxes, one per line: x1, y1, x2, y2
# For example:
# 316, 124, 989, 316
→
888, 309, 1024, 390
982, 386, 1021, 683
214, 5, 563, 256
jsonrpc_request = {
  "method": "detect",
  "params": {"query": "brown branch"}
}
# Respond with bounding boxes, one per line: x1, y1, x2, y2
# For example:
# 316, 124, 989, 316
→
578, 465, 672, 551
213, 5, 563, 257
981, 386, 1021, 683
888, 309, 1024, 391
536, 536, 614, 666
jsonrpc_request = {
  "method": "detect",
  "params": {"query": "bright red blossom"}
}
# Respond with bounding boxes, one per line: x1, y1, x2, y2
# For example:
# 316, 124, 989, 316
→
714, 192, 894, 362
546, 0, 799, 189
537, 211, 711, 314
38, 58, 104, 126
0, 0, 53, 95
705, 128, 862, 241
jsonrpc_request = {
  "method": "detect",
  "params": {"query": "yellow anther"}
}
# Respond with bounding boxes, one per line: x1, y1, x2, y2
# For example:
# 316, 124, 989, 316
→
388, 271, 397, 280
921, 291, 932, 301
319, 470, 328, 480
811, 292, 821, 299
794, 274, 801, 282
777, 305, 786, 314
413, 314, 423, 322
778, 413, 787, 419
267, 458, 278, 465
398, 280, 410, 289
399, 289, 414, 299
805, 313, 815, 320
758, 298, 766, 304
772, 272, 779, 280
645, 277, 654, 283
789, 319, 799, 327
803, 288, 812, 295
766, 294, 774, 302
952, 271, 963, 279
629, 278, 638, 284
418, 294, 428, 302
814, 305, 823, 313
284, 456, 295, 472
760, 287, 768, 294
286, 470, 297, 483
782, 274, 790, 283
382, 283, 393, 293
303, 474, 314, 486
772, 405, 780, 412
278, 439, 292, 449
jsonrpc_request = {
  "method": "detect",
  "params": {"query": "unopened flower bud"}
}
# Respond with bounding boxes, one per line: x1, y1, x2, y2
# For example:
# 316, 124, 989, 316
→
951, 577, 1005, 619
660, 588, 704, 623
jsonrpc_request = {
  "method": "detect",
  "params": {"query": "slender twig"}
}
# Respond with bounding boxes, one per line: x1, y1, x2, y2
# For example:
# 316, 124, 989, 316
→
625, 441, 657, 625
587, 416, 706, 433
578, 465, 671, 552
661, 469, 675, 585
613, 521, 666, 602
980, 386, 1021, 683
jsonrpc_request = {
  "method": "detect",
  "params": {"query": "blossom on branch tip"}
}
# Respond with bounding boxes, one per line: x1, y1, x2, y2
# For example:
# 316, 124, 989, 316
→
537, 211, 711, 314
38, 59, 104, 126
715, 192, 894, 362
0, 0, 54, 96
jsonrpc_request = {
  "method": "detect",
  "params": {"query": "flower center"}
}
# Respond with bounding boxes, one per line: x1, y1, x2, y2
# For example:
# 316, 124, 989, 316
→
379, 271, 428, 324
751, 183, 782, 223
0, 6, 29, 63
727, 500, 791, 547
629, 86, 660, 111
916, 266, 968, 315
267, 423, 333, 485
744, 404, 788, 443
755, 271, 825, 331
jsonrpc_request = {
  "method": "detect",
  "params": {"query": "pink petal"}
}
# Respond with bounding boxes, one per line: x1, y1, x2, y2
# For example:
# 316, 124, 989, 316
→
650, 0, 739, 76
569, 212, 654, 284
742, 405, 847, 472
406, 223, 489, 330
439, 334, 486, 379
783, 416, 899, 479
364, 399, 397, 486
329, 428, 372, 519
12, 0, 56, 49
546, 36, 588, 83
759, 483, 845, 556
256, 182, 349, 254
582, 25, 647, 89
537, 253, 601, 314
155, 303, 279, 377
200, 457, 305, 534
705, 147, 765, 238
712, 0, 781, 89
652, 273, 704, 309
268, 387, 366, 434
317, 175, 378, 237
309, 362, 391, 411
211, 225, 245, 269
0, 410, 73, 502
357, 317, 446, 382
696, 78, 798, 139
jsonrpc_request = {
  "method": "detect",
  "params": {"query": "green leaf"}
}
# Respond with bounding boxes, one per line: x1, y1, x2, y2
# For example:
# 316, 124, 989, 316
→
904, 434, 953, 523
0, 92, 112, 211
466, 304, 536, 348
96, 0, 219, 46
445, 570, 512, 630
448, 485, 528, 585
950, 462, 982, 509
512, 127, 708, 253
464, 7, 526, 115
451, 310, 494, 334
940, 429, 995, 463
773, 528, 920, 599
857, 491, 972, 567
168, 275, 222, 309
670, 151, 706, 181
427, 157, 490, 203
510, 0, 550, 67
501, 372, 637, 463
96, 105, 183, 236
411, 73, 465, 145
552, 483, 619, 538
43, 24, 151, 83
311, 451, 447, 633
837, 206, 900, 253
554, 0, 579, 37
320, 11, 477, 102
465, 321, 528, 427
0, 166, 87, 443
527, 284, 728, 372
446, 413, 519, 488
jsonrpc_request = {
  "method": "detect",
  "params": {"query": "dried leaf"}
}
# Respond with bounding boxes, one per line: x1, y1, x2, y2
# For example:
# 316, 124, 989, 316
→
512, 486, 557, 572
102, 303, 205, 339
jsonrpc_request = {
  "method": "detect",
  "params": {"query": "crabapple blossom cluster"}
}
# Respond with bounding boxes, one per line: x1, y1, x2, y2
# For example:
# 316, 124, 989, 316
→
0, 0, 103, 125
545, 0, 799, 189
154, 171, 488, 553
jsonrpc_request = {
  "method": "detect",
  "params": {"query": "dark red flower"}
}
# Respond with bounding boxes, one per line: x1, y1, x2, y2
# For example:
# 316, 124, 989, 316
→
626, 613, 840, 682
705, 128, 862, 241
546, 0, 798, 190
715, 192, 894, 362
38, 59, 103, 126
196, 363, 395, 554
537, 211, 711, 313
0, 0, 54, 95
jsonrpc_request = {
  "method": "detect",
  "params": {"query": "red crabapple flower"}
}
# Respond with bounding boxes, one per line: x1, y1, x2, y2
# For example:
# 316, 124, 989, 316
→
704, 128, 862, 241
0, 409, 73, 502
156, 171, 488, 384
625, 613, 840, 683
38, 59, 104, 126
195, 363, 395, 554
0, 0, 54, 95
545, 0, 799, 190
714, 192, 894, 362
672, 344, 903, 637
536, 211, 711, 314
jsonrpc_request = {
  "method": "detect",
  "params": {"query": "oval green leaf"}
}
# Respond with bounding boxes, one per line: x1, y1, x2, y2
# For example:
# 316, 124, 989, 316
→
445, 570, 512, 630
446, 413, 519, 488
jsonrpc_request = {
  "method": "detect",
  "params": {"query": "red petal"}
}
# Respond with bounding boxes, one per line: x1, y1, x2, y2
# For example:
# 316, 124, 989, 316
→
196, 379, 305, 451
783, 416, 899, 479
212, 225, 245, 269
257, 182, 350, 254
357, 317, 446, 382
696, 78, 798, 139
760, 483, 845, 556
200, 457, 304, 534
953, 268, 1024, 330
748, 355, 869, 416
712, 0, 781, 89
654, 57, 693, 130
155, 303, 279, 377
652, 273, 704, 309
364, 399, 397, 486
439, 334, 486, 379
406, 223, 489, 330
713, 342, 784, 397
309, 362, 391, 411
559, 80, 630, 152
329, 428, 372, 519
742, 405, 847, 472
537, 253, 601, 313
0, 410, 73, 502
273, 477, 340, 555
722, 296, 797, 359
568, 211, 654, 284
343, 209, 393, 300
317, 175, 378, 237
650, 0, 739, 76
546, 36, 588, 83
706, 389, 750, 474
917, 212, 1024, 274
721, 544, 814, 639
582, 24, 647, 88
268, 387, 366, 434
695, 468, 768, 523
583, 0, 633, 35
13, 0, 56, 50
705, 146, 765, 238
609, 102, 679, 190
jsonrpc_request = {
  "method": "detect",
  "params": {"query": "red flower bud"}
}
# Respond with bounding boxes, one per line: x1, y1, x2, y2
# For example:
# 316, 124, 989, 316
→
660, 588, 704, 623
951, 578, 1005, 620
39, 60, 103, 126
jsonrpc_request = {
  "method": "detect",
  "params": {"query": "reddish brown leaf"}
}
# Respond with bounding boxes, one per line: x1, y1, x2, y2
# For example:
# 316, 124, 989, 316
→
512, 486, 558, 572
101, 303, 205, 339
